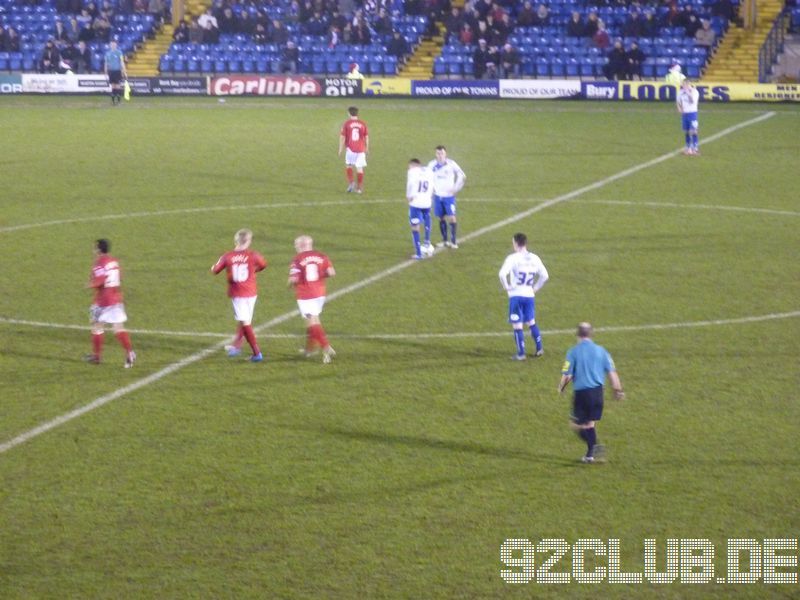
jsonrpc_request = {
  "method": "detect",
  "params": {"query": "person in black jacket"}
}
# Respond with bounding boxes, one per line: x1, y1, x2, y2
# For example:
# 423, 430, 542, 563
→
39, 39, 61, 73
625, 41, 646, 80
473, 38, 493, 79
602, 40, 627, 80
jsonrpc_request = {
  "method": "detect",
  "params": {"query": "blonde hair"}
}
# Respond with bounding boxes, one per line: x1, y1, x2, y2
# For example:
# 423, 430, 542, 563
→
234, 228, 253, 247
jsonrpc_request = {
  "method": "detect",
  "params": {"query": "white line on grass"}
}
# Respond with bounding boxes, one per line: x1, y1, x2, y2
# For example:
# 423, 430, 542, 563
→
0, 197, 552, 234
0, 111, 775, 455
2, 311, 798, 341
581, 200, 800, 218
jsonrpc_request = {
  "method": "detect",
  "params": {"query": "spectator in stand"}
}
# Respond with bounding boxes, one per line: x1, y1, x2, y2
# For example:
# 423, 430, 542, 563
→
496, 13, 513, 44
534, 4, 550, 26
459, 23, 474, 44
473, 38, 493, 78
148, 0, 165, 26
101, 0, 115, 21
685, 13, 702, 37
499, 42, 520, 78
86, 1, 99, 18
474, 0, 492, 19
662, 2, 682, 27
304, 11, 327, 35
444, 7, 464, 42
76, 8, 92, 29
198, 8, 218, 30
5, 27, 20, 52
642, 11, 658, 37
218, 7, 239, 34
678, 5, 697, 29
374, 7, 393, 35
172, 19, 189, 42
516, 0, 537, 27
39, 39, 61, 73
592, 19, 610, 49
287, 0, 302, 24
93, 12, 112, 43
60, 40, 77, 70
626, 41, 646, 79
623, 11, 644, 37
712, 0, 742, 26
63, 18, 80, 44
270, 19, 289, 44
695, 19, 716, 46
567, 11, 585, 36
387, 29, 408, 60
0, 26, 6, 51
202, 20, 219, 43
252, 22, 267, 43
602, 39, 627, 80
279, 40, 299, 73
75, 40, 92, 72
585, 11, 599, 37
54, 19, 70, 42
330, 9, 347, 33
242, 11, 257, 35
352, 17, 371, 44
189, 18, 203, 43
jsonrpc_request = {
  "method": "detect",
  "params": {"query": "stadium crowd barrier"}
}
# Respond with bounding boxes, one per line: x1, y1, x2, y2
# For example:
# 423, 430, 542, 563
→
1, 73, 797, 101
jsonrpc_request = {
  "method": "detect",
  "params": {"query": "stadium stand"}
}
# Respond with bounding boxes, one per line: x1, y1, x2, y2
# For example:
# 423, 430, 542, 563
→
0, 0, 157, 72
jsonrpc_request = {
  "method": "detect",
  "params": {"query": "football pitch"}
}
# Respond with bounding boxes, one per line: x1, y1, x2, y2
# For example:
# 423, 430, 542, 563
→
0, 96, 798, 598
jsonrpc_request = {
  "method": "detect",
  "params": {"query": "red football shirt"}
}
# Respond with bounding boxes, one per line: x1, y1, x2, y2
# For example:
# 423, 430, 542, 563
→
289, 250, 333, 300
90, 254, 124, 307
340, 118, 368, 153
212, 249, 267, 298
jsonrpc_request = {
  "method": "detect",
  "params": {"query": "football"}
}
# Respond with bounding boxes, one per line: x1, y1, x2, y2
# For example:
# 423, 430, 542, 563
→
421, 243, 435, 257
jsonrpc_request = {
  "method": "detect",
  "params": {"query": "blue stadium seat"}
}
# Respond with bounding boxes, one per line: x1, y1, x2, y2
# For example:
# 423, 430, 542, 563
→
214, 59, 226, 73
242, 58, 255, 73
159, 56, 172, 72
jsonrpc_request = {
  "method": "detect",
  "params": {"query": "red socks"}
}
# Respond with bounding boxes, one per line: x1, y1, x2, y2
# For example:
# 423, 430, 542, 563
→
242, 325, 260, 355
346, 167, 354, 183
115, 331, 132, 352
92, 333, 104, 358
356, 172, 364, 188
307, 324, 330, 350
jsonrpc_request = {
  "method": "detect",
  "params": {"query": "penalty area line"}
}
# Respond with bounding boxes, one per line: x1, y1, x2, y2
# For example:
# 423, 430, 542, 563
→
0, 110, 775, 456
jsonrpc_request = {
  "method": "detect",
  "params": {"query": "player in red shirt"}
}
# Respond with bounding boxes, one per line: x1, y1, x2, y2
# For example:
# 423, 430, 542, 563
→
338, 105, 369, 194
288, 235, 336, 363
85, 238, 136, 367
211, 229, 267, 362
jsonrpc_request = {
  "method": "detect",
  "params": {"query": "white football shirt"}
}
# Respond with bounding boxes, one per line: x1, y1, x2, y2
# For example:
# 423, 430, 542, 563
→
406, 165, 434, 209
677, 87, 699, 113
498, 250, 549, 298
427, 158, 466, 197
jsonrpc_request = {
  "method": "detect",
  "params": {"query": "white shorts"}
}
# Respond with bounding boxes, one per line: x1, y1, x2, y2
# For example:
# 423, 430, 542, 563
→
232, 296, 257, 323
90, 303, 127, 324
345, 149, 367, 168
297, 296, 325, 317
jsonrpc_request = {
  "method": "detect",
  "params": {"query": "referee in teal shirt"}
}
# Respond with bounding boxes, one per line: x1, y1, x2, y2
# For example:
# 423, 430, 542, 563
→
558, 322, 625, 463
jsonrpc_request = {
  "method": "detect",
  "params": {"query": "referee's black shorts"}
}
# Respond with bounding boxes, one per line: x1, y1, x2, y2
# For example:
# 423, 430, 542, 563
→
107, 70, 122, 84
572, 386, 604, 424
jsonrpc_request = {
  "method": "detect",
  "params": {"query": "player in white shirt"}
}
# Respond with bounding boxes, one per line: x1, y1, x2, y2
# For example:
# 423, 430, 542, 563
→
498, 233, 549, 360
427, 145, 466, 249
677, 79, 700, 155
406, 158, 434, 259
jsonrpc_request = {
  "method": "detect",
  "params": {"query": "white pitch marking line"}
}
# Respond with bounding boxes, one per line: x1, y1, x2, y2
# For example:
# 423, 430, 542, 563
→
580, 200, 800, 218
0, 197, 546, 234
0, 110, 775, 456
2, 311, 798, 341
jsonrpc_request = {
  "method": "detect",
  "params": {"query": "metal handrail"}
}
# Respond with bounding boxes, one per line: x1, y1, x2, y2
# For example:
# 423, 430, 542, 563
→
759, 10, 790, 82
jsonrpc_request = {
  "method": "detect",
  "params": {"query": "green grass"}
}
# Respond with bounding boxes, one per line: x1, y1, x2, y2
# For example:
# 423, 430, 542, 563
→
1, 97, 799, 598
